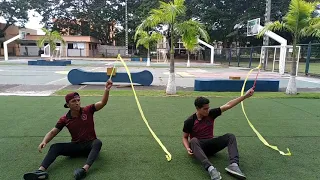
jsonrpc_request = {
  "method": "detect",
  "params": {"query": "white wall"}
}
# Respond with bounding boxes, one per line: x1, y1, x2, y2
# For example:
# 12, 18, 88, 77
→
66, 42, 86, 56
67, 49, 87, 56
98, 45, 126, 56
20, 46, 39, 56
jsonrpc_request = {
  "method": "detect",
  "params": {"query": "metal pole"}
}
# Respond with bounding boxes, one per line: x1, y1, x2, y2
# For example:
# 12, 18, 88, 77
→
125, 0, 128, 56
262, 0, 271, 70
305, 42, 312, 75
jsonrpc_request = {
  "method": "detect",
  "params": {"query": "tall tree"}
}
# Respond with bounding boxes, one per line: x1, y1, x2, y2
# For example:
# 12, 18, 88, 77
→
0, 0, 57, 38
258, 0, 320, 95
0, 0, 30, 37
136, 0, 186, 94
134, 30, 163, 66
136, 0, 210, 94
176, 19, 209, 67
37, 28, 66, 61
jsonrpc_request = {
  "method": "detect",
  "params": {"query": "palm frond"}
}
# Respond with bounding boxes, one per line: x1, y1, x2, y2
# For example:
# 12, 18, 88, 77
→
52, 31, 66, 45
135, 21, 149, 41
135, 30, 162, 50
176, 19, 209, 42
176, 19, 209, 51
36, 36, 46, 48
41, 28, 50, 35
257, 21, 291, 38
302, 27, 320, 38
283, 0, 315, 31
150, 32, 163, 42
197, 24, 209, 42
301, 17, 320, 38
136, 38, 149, 49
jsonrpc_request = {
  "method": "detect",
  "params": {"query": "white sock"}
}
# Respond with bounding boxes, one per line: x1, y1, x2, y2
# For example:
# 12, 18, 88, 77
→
208, 166, 215, 172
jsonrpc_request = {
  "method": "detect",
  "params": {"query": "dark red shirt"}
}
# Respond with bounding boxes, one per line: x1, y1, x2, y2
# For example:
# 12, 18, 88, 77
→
183, 108, 222, 139
55, 104, 97, 143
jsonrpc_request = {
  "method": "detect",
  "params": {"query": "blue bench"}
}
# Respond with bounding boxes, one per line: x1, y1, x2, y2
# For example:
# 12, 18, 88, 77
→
68, 68, 153, 86
131, 57, 149, 62
28, 60, 71, 66
194, 79, 279, 92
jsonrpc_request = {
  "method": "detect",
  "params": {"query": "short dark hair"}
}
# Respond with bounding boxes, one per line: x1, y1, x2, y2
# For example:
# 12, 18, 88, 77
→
194, 97, 210, 108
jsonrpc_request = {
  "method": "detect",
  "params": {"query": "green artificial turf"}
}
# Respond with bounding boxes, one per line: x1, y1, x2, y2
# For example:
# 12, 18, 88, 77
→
0, 96, 319, 180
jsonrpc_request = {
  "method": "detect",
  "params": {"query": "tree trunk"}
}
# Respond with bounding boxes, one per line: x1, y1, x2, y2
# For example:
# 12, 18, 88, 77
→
187, 51, 190, 67
147, 47, 150, 66
50, 48, 54, 61
166, 24, 176, 95
286, 37, 298, 95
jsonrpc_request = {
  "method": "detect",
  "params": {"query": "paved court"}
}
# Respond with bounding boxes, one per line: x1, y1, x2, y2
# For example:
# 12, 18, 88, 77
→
1, 59, 320, 96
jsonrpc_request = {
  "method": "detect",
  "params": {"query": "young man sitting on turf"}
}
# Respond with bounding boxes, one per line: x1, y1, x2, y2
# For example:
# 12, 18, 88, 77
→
182, 88, 254, 180
23, 80, 113, 180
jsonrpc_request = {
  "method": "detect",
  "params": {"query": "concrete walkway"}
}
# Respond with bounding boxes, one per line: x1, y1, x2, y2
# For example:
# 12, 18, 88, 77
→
0, 59, 320, 96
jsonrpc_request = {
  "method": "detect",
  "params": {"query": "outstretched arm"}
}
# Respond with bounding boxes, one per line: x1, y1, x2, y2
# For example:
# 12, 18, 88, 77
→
95, 79, 113, 111
220, 88, 254, 112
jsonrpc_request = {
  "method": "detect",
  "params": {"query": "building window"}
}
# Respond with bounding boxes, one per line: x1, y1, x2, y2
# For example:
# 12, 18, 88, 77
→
68, 43, 73, 49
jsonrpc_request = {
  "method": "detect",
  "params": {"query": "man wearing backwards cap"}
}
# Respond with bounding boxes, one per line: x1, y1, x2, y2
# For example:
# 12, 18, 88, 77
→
23, 80, 113, 180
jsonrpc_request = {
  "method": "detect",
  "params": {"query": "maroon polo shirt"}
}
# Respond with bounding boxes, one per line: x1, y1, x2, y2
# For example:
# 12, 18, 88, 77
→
183, 108, 222, 139
55, 104, 97, 143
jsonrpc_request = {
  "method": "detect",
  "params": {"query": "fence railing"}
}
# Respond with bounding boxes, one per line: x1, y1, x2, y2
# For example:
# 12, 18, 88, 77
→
213, 43, 320, 77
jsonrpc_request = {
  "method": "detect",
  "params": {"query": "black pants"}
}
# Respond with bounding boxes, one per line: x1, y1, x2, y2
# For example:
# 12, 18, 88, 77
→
41, 139, 102, 169
190, 133, 239, 170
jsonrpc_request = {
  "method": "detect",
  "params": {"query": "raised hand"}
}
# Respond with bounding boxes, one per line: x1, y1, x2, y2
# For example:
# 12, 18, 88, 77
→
244, 87, 254, 99
105, 79, 113, 90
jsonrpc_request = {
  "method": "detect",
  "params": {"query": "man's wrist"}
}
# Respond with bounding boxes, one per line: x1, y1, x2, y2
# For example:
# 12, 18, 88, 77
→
105, 87, 110, 91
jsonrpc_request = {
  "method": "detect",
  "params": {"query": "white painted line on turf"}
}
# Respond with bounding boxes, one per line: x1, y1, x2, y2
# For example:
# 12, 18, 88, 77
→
54, 71, 69, 75
45, 77, 68, 85
77, 85, 87, 90
56, 84, 69, 91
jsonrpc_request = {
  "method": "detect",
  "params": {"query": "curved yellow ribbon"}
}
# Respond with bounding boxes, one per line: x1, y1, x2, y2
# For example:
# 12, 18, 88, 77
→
111, 54, 172, 161
240, 64, 291, 156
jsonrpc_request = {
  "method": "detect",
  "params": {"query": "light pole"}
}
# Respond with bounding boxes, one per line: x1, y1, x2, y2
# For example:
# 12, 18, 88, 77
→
125, 0, 128, 56
262, 0, 271, 70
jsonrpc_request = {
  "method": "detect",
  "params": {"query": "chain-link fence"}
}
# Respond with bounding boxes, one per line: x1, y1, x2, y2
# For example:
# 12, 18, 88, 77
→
214, 43, 320, 77
301, 43, 320, 76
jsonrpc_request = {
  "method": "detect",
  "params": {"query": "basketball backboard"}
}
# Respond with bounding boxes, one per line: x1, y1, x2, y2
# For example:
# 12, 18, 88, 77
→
247, 18, 260, 36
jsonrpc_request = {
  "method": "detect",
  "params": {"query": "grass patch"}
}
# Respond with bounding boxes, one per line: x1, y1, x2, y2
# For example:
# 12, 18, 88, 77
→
54, 89, 320, 99
0, 96, 319, 179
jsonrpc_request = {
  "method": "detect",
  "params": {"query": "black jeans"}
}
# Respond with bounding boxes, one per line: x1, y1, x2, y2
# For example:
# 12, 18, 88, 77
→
41, 139, 102, 169
190, 133, 239, 170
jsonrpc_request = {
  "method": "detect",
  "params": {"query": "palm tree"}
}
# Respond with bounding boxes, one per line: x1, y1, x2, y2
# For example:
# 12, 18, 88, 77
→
257, 0, 320, 95
136, 0, 209, 94
134, 30, 163, 66
37, 28, 66, 61
176, 19, 210, 67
